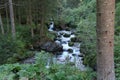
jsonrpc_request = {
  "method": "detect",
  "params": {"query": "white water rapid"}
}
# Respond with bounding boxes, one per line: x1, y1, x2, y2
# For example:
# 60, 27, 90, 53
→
47, 22, 86, 71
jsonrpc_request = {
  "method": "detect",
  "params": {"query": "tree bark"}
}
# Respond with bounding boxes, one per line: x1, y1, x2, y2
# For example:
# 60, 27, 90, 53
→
27, 0, 34, 38
40, 16, 45, 37
8, 0, 16, 39
5, 4, 10, 33
40, 5, 46, 37
0, 13, 4, 35
96, 0, 115, 80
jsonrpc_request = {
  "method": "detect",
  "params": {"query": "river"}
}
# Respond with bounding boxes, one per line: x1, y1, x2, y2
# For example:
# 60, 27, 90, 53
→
47, 21, 86, 71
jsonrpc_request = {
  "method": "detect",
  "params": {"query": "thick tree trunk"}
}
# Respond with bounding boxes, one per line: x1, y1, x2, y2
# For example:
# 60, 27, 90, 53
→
8, 0, 16, 39
0, 13, 4, 35
96, 0, 115, 80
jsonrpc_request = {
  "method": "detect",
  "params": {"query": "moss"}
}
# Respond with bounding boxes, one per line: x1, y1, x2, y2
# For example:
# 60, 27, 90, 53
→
68, 49, 73, 53
68, 42, 74, 46
71, 37, 82, 42
63, 34, 71, 37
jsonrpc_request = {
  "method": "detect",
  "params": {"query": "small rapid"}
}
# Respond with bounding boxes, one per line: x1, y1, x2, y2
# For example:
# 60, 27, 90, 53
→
48, 22, 86, 71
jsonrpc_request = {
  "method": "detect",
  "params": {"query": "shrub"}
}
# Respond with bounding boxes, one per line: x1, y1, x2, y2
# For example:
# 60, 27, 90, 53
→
0, 34, 33, 64
0, 51, 96, 80
114, 36, 120, 80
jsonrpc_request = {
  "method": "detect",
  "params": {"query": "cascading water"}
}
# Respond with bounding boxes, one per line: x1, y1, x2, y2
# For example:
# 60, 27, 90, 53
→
47, 21, 86, 71
48, 22, 54, 31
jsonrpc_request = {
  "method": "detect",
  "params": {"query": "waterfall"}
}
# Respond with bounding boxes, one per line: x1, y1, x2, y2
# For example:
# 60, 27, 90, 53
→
48, 22, 54, 31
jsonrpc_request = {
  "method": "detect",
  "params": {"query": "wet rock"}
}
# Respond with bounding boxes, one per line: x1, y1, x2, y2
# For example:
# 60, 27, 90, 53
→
68, 42, 74, 46
65, 28, 71, 31
40, 41, 63, 52
72, 54, 76, 56
78, 54, 84, 57
72, 54, 83, 57
63, 34, 71, 37
54, 24, 65, 30
22, 56, 35, 64
54, 52, 62, 55
33, 41, 42, 51
71, 37, 82, 42
68, 49, 73, 53
60, 33, 64, 35
57, 35, 61, 38
81, 58, 84, 61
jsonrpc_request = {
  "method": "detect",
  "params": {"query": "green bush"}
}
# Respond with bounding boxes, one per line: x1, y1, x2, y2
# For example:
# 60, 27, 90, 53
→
115, 26, 120, 35
116, 2, 120, 27
77, 15, 97, 69
16, 24, 32, 45
114, 36, 120, 80
16, 24, 56, 47
0, 34, 33, 64
0, 51, 96, 80
115, 2, 120, 35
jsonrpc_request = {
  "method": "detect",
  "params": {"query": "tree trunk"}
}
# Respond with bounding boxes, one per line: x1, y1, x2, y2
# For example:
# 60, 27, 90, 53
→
5, 5, 10, 33
96, 0, 115, 80
27, 0, 34, 38
8, 0, 16, 39
40, 16, 45, 37
0, 13, 4, 35
18, 8, 21, 24
40, 5, 46, 37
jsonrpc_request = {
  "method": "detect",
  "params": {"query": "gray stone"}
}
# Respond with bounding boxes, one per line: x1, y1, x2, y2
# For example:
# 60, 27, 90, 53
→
40, 41, 63, 52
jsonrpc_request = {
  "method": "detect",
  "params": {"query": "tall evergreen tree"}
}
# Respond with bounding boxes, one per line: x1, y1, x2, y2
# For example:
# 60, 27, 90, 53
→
0, 13, 4, 35
8, 0, 16, 39
96, 0, 115, 80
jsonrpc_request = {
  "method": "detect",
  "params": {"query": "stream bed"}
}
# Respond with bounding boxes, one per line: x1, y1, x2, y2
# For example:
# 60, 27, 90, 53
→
23, 21, 86, 71
47, 22, 86, 71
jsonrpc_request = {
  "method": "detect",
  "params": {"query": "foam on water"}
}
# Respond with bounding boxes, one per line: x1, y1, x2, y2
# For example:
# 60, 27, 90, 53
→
48, 22, 86, 70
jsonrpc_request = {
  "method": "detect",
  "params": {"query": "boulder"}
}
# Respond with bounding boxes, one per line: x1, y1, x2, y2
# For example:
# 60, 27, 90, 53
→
63, 34, 71, 37
71, 37, 82, 42
68, 49, 73, 53
54, 52, 62, 55
40, 41, 63, 52
68, 42, 74, 46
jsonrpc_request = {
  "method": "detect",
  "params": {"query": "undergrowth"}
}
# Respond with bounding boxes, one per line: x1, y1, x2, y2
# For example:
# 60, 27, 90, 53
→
0, 51, 96, 80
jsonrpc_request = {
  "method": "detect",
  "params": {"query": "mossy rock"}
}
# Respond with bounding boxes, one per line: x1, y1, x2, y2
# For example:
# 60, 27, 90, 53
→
78, 54, 84, 57
63, 34, 71, 37
65, 28, 71, 31
71, 37, 76, 42
60, 33, 64, 35
68, 42, 74, 46
68, 49, 73, 53
71, 37, 82, 42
